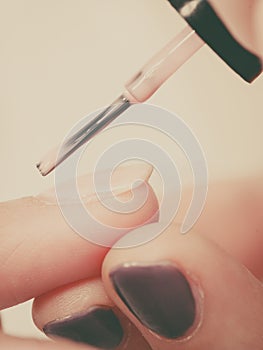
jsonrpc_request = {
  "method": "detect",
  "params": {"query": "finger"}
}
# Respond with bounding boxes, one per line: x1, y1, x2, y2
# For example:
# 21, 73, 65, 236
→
176, 177, 263, 280
0, 163, 159, 309
102, 223, 263, 350
0, 334, 98, 350
29, 177, 263, 350
32, 278, 151, 350
208, 0, 263, 57
254, 0, 263, 54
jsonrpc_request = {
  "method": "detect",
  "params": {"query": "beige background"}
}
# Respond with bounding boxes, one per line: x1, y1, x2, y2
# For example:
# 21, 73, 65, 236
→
0, 0, 263, 339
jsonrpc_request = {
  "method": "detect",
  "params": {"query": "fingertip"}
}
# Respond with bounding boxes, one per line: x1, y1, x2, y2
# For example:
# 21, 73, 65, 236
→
102, 224, 263, 349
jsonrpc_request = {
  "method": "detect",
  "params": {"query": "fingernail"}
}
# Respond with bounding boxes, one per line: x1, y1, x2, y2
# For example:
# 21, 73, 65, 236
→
37, 161, 153, 205
110, 264, 196, 339
43, 306, 124, 349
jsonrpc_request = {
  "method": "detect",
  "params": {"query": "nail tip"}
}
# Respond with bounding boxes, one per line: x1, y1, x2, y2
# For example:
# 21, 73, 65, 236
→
43, 307, 124, 349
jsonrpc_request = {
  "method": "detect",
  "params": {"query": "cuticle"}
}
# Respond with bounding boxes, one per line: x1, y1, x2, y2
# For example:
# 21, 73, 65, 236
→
165, 266, 204, 343
113, 308, 132, 350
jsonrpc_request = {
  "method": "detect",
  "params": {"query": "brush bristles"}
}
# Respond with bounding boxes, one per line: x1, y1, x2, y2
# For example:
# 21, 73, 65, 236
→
36, 146, 59, 176
36, 161, 54, 176
36, 95, 131, 177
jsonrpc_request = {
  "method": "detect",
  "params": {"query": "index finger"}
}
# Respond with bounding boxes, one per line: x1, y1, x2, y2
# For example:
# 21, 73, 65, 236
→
0, 163, 158, 309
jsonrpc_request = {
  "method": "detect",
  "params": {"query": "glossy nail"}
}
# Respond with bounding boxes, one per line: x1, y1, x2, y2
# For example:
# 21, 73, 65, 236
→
43, 306, 124, 349
37, 161, 153, 205
110, 263, 196, 339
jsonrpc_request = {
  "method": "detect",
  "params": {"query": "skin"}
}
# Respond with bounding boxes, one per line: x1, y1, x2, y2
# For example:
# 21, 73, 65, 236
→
1, 175, 263, 350
1, 1, 263, 349
208, 0, 263, 57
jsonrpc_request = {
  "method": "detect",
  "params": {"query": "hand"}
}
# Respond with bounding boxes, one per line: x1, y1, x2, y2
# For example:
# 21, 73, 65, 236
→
0, 163, 158, 349
1, 163, 263, 349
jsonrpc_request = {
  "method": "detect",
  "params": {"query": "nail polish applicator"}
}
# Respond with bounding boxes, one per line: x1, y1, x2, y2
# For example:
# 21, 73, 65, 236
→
37, 0, 262, 176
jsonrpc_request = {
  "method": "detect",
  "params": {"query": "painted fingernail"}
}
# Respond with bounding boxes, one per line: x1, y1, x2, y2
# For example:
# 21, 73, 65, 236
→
110, 264, 196, 339
43, 306, 124, 349
37, 161, 153, 205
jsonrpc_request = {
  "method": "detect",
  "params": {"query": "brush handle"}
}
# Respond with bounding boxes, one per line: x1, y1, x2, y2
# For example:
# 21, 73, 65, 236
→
124, 26, 204, 103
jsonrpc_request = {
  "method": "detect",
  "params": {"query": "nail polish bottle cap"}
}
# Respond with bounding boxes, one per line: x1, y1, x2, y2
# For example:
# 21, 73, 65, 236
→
168, 0, 262, 82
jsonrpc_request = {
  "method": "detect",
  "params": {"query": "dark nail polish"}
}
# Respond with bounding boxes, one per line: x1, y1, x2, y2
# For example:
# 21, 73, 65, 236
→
110, 264, 196, 339
43, 306, 123, 349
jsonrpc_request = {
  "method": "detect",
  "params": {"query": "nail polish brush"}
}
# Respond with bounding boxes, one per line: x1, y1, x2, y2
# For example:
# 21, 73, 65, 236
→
37, 0, 262, 176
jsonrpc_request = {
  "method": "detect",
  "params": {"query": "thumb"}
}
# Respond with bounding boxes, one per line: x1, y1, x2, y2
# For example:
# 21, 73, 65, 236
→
102, 223, 263, 350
